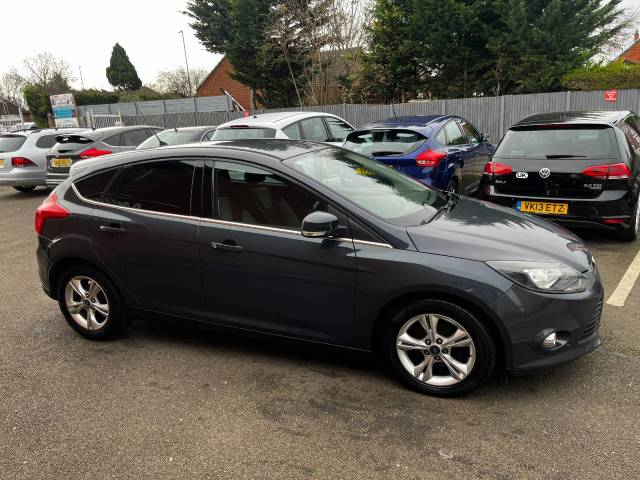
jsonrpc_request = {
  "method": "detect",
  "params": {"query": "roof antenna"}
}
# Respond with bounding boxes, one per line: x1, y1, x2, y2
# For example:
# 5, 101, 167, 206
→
133, 101, 166, 146
391, 102, 398, 122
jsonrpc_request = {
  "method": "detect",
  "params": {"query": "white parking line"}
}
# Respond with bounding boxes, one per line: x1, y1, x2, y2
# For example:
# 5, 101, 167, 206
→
606, 247, 640, 307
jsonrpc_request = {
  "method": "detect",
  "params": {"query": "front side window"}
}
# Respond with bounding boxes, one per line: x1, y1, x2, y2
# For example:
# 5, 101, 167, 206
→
458, 120, 480, 144
325, 117, 353, 142
300, 117, 328, 143
285, 150, 447, 226
443, 121, 466, 146
107, 160, 195, 215
215, 161, 324, 229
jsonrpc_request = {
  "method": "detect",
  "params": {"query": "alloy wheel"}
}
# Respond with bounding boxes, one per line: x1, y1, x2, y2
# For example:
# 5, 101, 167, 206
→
396, 313, 476, 387
64, 276, 110, 331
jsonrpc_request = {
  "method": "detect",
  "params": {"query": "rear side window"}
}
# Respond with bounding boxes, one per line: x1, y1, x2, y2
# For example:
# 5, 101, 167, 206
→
35, 135, 58, 149
212, 127, 276, 140
104, 134, 122, 146
121, 129, 152, 147
300, 117, 328, 142
74, 169, 119, 201
107, 160, 195, 215
494, 126, 619, 160
325, 117, 353, 142
344, 129, 427, 156
0, 134, 27, 152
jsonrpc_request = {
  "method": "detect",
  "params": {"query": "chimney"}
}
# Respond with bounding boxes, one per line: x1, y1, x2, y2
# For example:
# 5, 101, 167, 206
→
635, 30, 639, 43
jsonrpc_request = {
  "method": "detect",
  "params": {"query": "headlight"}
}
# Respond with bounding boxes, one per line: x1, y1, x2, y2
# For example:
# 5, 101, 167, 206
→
486, 261, 588, 293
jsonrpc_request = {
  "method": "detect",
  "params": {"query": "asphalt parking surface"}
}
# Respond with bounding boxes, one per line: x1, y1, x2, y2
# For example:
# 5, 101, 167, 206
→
1, 186, 639, 480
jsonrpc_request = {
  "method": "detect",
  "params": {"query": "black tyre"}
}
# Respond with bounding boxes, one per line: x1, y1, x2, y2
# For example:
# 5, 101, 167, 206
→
617, 200, 639, 242
446, 179, 458, 194
57, 265, 130, 340
382, 299, 496, 396
13, 186, 36, 192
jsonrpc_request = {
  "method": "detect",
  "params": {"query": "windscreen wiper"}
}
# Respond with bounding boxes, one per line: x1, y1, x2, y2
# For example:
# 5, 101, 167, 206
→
545, 154, 586, 158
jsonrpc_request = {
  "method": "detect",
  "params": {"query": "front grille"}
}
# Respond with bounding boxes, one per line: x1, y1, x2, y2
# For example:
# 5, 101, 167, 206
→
580, 297, 603, 342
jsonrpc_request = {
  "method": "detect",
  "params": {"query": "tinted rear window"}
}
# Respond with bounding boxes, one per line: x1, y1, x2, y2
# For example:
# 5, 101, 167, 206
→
0, 135, 26, 152
74, 169, 119, 200
344, 129, 427, 157
212, 127, 276, 140
494, 126, 619, 160
50, 135, 94, 154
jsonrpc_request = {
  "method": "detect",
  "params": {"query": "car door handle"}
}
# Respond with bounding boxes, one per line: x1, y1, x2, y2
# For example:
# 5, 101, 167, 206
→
210, 241, 244, 253
99, 224, 126, 234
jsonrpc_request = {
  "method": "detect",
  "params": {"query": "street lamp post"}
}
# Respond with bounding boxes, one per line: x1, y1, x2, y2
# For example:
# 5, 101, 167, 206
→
178, 30, 193, 96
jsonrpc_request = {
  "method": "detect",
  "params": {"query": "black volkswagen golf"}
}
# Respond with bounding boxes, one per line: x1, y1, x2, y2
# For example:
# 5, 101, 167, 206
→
482, 111, 640, 241
35, 140, 603, 396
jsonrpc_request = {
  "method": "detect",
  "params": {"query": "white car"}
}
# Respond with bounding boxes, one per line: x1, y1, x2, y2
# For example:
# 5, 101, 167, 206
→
211, 112, 354, 146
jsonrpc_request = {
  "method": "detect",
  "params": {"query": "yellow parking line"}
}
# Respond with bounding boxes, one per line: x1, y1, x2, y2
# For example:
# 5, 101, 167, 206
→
606, 246, 640, 307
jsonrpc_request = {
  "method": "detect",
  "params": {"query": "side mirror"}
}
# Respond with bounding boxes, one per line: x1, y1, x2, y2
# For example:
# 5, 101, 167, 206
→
301, 211, 341, 238
480, 132, 490, 143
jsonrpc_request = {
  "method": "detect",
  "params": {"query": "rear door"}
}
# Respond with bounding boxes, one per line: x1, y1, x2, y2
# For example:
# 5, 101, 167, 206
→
490, 125, 622, 201
440, 121, 473, 194
84, 158, 203, 317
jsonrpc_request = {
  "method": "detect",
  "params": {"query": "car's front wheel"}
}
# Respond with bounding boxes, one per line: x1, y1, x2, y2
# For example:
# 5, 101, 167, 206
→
382, 299, 496, 396
57, 265, 129, 339
13, 186, 36, 193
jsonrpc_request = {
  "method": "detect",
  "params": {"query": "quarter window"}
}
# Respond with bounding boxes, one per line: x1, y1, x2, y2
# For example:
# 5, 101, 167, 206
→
458, 120, 481, 144
107, 160, 195, 215
283, 122, 301, 139
300, 117, 328, 143
75, 169, 119, 201
214, 161, 324, 229
35, 135, 58, 149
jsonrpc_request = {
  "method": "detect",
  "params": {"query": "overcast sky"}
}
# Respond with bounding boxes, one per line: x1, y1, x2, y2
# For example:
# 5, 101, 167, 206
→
0, 0, 223, 90
1, 0, 639, 92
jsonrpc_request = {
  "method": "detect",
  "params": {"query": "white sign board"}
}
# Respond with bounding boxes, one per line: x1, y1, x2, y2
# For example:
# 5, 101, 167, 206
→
50, 93, 79, 127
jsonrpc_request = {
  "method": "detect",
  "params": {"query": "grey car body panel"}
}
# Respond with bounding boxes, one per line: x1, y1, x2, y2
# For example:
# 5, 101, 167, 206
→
37, 140, 603, 372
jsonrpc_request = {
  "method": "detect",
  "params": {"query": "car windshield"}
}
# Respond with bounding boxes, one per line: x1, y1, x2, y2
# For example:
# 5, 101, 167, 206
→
285, 149, 448, 226
137, 130, 201, 149
0, 134, 27, 152
344, 129, 427, 157
212, 127, 276, 140
494, 125, 619, 159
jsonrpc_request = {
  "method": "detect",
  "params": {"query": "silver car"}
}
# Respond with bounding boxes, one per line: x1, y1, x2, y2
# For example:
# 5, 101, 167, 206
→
0, 128, 89, 192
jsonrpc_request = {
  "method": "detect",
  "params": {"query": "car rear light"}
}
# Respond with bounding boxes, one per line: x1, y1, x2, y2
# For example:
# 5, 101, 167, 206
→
35, 193, 69, 235
484, 162, 513, 176
603, 219, 625, 224
415, 149, 447, 167
79, 147, 112, 159
582, 163, 631, 180
11, 157, 36, 167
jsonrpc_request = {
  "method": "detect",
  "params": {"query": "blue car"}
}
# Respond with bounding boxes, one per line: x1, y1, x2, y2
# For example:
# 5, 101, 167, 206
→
343, 115, 495, 195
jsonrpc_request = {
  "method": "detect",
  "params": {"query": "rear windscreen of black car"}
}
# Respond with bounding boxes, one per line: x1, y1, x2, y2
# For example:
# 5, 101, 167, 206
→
212, 127, 276, 140
344, 129, 427, 157
494, 125, 619, 160
49, 135, 95, 154
0, 134, 27, 152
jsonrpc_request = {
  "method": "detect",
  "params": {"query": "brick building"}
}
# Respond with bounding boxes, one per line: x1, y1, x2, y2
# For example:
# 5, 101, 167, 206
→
614, 30, 640, 64
196, 56, 255, 110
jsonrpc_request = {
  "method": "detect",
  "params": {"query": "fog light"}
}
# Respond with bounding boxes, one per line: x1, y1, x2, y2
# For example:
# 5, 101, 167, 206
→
542, 332, 558, 350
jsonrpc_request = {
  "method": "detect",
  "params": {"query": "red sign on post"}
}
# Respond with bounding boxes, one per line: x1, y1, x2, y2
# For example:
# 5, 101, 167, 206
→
604, 90, 618, 102
242, 111, 250, 117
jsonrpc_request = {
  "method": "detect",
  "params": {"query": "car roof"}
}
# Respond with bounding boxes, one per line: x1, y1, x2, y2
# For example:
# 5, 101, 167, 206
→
159, 126, 217, 133
218, 111, 343, 129
514, 110, 632, 127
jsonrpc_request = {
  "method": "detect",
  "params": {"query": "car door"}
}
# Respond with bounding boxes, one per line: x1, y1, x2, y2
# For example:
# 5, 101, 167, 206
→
198, 159, 357, 345
457, 119, 487, 193
84, 158, 203, 317
440, 121, 472, 193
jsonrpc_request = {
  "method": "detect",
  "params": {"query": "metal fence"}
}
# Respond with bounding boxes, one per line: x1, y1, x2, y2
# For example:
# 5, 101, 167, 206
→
84, 89, 640, 142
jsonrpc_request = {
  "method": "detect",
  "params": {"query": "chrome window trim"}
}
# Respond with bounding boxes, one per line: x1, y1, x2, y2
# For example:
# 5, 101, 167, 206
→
71, 183, 393, 249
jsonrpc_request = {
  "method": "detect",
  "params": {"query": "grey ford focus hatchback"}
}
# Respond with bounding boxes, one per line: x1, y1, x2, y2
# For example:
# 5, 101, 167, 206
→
35, 140, 603, 396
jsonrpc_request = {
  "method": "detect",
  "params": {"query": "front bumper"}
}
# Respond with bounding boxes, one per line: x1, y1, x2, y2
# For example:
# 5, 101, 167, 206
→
493, 270, 604, 373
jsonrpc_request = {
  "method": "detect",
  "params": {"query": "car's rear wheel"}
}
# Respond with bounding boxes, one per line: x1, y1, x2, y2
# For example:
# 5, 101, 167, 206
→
446, 179, 458, 194
617, 200, 639, 242
13, 186, 36, 193
57, 265, 129, 339
382, 299, 496, 396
